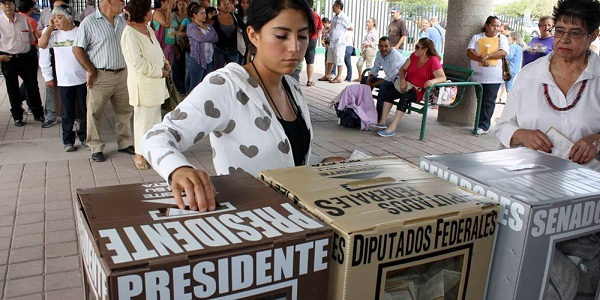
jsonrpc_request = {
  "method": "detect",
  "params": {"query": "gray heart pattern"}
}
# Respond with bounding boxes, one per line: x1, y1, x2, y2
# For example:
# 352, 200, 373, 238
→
171, 108, 187, 120
209, 75, 226, 85
262, 104, 272, 118
239, 145, 259, 158
157, 150, 174, 165
168, 141, 176, 148
214, 131, 223, 138
254, 116, 271, 131
278, 139, 290, 154
168, 128, 181, 142
146, 129, 165, 139
194, 132, 205, 143
228, 166, 245, 174
204, 100, 221, 118
236, 90, 249, 105
223, 120, 236, 134
247, 77, 259, 88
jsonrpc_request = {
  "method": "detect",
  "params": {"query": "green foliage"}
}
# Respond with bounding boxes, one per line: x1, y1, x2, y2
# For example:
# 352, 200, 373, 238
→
495, 0, 556, 18
391, 0, 447, 8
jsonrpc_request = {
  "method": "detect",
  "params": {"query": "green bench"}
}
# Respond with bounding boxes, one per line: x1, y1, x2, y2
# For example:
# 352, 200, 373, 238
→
363, 64, 483, 141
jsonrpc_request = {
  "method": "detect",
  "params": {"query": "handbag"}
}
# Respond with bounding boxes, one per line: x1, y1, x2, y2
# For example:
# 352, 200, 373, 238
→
177, 35, 190, 53
232, 14, 246, 56
502, 57, 512, 81
162, 76, 182, 113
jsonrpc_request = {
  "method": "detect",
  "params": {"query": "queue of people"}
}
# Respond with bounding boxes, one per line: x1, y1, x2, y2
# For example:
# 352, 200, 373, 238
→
2, 0, 599, 176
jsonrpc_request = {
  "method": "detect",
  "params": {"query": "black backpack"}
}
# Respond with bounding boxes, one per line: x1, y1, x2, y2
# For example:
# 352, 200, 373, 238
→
336, 108, 361, 128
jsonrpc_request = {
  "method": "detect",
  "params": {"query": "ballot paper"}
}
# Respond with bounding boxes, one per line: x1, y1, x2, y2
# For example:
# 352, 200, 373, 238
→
545, 127, 600, 171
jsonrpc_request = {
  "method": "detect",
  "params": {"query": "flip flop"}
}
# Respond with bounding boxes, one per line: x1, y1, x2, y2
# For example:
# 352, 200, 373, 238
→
134, 155, 149, 170
317, 77, 330, 81
329, 78, 342, 83
306, 81, 315, 86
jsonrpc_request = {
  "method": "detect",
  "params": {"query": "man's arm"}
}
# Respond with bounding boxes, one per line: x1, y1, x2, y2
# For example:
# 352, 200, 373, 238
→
396, 35, 406, 49
72, 46, 97, 88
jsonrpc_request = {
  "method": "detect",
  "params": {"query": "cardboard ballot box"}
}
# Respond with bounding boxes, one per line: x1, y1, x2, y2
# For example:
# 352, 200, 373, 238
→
75, 172, 332, 300
420, 148, 600, 300
260, 158, 498, 300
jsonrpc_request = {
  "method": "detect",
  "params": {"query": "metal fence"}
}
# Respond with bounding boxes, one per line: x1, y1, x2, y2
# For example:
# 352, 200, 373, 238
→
315, 1, 448, 53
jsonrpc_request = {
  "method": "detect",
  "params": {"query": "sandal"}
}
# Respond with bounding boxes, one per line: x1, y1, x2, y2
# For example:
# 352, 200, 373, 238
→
134, 154, 149, 170
329, 78, 342, 83
306, 81, 315, 86
317, 77, 330, 81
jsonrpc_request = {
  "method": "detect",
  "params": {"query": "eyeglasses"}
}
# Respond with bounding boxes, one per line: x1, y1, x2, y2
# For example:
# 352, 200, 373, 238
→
552, 27, 591, 39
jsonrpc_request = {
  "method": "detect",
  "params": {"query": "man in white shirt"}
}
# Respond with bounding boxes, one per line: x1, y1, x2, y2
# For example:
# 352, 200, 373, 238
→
0, 0, 45, 126
318, 0, 352, 83
361, 37, 405, 120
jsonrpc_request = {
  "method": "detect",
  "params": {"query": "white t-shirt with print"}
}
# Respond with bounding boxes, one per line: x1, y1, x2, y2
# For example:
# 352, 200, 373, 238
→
467, 32, 510, 84
48, 27, 87, 87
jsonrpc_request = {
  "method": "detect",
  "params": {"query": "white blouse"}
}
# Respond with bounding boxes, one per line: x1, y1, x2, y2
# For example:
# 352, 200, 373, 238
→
495, 52, 600, 147
141, 63, 314, 180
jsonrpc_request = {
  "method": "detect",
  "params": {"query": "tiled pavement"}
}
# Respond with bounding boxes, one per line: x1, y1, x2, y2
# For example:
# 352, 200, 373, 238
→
0, 55, 503, 299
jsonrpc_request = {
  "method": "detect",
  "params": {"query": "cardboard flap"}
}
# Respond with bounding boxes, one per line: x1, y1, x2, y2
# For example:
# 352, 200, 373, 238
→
76, 172, 330, 272
422, 148, 600, 206
261, 158, 494, 234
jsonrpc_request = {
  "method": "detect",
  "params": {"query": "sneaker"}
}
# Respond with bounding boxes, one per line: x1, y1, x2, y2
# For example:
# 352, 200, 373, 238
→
378, 130, 396, 137
477, 128, 489, 135
80, 140, 89, 148
370, 124, 387, 130
41, 119, 56, 128
64, 144, 76, 152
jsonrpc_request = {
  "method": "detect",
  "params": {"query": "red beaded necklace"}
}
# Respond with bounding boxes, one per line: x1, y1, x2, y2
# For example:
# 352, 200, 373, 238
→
543, 80, 588, 111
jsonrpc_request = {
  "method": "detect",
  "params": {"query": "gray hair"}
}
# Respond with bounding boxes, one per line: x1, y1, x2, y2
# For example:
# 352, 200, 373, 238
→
510, 32, 526, 48
52, 4, 74, 20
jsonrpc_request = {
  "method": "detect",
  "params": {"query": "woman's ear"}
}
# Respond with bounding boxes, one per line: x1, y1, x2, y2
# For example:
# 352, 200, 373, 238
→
247, 26, 259, 46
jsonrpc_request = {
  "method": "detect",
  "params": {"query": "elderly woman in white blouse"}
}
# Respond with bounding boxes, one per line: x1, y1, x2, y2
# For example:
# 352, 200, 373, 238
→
495, 0, 600, 164
121, 0, 170, 169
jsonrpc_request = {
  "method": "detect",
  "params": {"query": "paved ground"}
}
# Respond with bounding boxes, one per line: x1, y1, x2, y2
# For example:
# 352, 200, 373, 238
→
0, 54, 504, 299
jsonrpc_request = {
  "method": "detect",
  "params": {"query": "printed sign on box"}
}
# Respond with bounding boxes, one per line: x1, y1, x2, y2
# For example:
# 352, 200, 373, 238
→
420, 148, 600, 300
260, 158, 498, 300
75, 172, 332, 300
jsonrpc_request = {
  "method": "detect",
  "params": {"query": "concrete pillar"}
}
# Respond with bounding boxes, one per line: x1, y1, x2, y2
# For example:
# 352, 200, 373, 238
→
437, 0, 494, 126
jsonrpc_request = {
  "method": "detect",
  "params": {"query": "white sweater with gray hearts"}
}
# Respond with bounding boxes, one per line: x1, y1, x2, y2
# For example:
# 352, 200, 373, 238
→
141, 63, 314, 180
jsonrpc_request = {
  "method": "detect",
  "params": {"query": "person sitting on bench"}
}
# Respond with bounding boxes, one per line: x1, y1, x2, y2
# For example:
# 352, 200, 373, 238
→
377, 37, 446, 137
360, 36, 405, 122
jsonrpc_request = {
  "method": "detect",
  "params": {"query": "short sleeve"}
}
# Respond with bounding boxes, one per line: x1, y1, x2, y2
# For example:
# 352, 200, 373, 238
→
75, 20, 89, 49
431, 56, 442, 71
467, 34, 478, 50
499, 34, 510, 52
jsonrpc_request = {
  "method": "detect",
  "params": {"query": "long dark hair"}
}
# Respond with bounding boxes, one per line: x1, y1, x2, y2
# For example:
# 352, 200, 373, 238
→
418, 37, 441, 60
553, 0, 600, 33
187, 2, 201, 19
481, 15, 500, 32
246, 0, 314, 34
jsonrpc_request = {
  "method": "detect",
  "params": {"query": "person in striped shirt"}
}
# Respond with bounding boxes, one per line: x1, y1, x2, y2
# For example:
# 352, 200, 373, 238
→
73, 0, 134, 163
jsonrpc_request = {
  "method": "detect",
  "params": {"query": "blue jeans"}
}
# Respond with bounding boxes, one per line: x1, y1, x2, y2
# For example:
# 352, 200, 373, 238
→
184, 52, 191, 93
59, 84, 87, 145
213, 47, 240, 70
44, 85, 57, 121
188, 57, 212, 92
479, 83, 501, 131
344, 45, 353, 81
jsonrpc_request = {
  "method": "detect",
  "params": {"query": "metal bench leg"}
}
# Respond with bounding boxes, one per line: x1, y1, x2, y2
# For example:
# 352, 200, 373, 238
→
420, 101, 429, 141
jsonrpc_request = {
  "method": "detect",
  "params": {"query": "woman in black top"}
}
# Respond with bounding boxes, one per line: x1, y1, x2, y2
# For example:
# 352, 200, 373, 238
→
211, 0, 243, 69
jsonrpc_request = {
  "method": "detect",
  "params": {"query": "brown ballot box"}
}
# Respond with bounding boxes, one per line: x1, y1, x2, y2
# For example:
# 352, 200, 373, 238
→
260, 158, 498, 300
421, 148, 600, 300
75, 172, 332, 300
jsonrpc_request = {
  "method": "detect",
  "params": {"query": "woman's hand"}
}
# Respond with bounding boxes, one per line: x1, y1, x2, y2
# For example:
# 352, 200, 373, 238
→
162, 69, 169, 78
570, 134, 600, 164
322, 156, 346, 163
424, 80, 435, 88
45, 80, 55, 88
480, 54, 490, 67
399, 79, 408, 92
170, 167, 217, 212
512, 129, 553, 153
